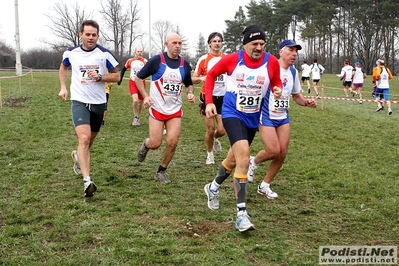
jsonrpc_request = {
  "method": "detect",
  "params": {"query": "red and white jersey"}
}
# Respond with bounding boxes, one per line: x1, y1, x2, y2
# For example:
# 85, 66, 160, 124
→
125, 57, 147, 81
195, 52, 226, 96
338, 65, 354, 81
150, 54, 185, 115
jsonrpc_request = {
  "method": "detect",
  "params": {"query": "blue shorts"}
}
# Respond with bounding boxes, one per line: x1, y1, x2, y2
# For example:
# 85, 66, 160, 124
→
374, 88, 390, 101
260, 115, 290, 128
71, 100, 105, 133
222, 117, 257, 147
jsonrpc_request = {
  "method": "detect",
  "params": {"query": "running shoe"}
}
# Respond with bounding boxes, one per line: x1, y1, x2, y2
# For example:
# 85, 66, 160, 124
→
213, 139, 222, 152
132, 116, 140, 126
204, 183, 219, 210
206, 154, 215, 165
388, 108, 392, 115
154, 171, 171, 184
137, 139, 149, 162
235, 212, 255, 232
247, 156, 257, 183
257, 185, 279, 199
71, 150, 82, 175
83, 176, 97, 197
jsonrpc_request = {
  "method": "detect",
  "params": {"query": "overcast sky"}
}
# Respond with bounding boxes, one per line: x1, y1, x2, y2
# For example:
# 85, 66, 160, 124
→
0, 0, 247, 54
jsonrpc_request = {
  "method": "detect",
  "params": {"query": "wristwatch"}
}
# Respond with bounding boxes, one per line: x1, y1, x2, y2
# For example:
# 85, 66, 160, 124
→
97, 74, 102, 82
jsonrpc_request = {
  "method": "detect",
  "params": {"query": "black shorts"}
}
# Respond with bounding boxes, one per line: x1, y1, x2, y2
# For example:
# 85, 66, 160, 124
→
71, 100, 105, 133
301, 76, 310, 81
199, 93, 224, 116
222, 117, 257, 147
343, 81, 352, 87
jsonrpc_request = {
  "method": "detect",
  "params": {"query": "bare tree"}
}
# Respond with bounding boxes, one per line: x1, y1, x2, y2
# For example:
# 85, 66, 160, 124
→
100, 0, 142, 59
126, 0, 144, 56
44, 1, 92, 52
152, 20, 174, 54
100, 0, 125, 58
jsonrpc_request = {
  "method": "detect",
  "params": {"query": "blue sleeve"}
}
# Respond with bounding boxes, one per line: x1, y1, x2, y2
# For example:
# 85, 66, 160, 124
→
136, 55, 161, 79
183, 61, 193, 87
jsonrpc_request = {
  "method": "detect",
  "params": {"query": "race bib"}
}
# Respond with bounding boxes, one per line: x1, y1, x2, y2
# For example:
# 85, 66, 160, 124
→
79, 65, 100, 84
273, 97, 290, 113
236, 89, 262, 113
162, 82, 182, 96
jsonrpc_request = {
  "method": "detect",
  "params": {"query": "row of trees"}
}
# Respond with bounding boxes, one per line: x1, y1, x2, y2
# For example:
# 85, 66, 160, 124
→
1, 0, 398, 75
216, 0, 399, 74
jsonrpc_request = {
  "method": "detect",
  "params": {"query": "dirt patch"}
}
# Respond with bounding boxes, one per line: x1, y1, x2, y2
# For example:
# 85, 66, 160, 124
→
2, 96, 30, 108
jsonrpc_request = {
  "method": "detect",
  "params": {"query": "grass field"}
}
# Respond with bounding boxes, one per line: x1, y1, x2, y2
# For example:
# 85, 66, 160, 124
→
0, 71, 398, 265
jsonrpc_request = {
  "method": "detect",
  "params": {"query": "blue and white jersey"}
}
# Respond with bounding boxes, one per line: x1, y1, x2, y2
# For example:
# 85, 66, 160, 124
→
62, 44, 119, 104
261, 66, 301, 121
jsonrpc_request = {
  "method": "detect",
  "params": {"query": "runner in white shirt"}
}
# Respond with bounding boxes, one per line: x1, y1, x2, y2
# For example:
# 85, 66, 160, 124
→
247, 40, 317, 199
336, 59, 355, 98
352, 62, 367, 103
58, 20, 120, 197
300, 61, 311, 93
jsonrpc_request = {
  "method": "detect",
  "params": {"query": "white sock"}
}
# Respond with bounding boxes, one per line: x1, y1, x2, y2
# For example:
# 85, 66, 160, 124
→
260, 181, 270, 189
210, 180, 220, 192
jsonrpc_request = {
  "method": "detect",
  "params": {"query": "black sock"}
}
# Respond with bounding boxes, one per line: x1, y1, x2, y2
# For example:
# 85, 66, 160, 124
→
157, 165, 167, 173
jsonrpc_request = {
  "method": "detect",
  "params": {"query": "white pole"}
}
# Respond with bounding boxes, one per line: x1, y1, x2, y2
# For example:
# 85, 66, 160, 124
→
148, 0, 152, 58
14, 0, 22, 76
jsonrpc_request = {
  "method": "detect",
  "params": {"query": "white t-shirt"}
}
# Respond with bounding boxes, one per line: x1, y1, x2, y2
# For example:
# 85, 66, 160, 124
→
352, 67, 365, 84
301, 63, 311, 77
62, 45, 119, 104
310, 63, 325, 80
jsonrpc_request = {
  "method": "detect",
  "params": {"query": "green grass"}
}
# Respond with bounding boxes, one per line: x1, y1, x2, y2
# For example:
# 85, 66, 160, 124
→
0, 71, 398, 265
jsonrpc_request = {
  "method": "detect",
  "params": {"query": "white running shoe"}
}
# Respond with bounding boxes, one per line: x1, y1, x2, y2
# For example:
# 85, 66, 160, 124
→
247, 156, 257, 183
206, 154, 215, 165
204, 183, 219, 210
235, 212, 255, 232
71, 150, 82, 175
257, 185, 278, 199
213, 139, 222, 152
83, 176, 97, 197
132, 116, 140, 126
388, 108, 392, 115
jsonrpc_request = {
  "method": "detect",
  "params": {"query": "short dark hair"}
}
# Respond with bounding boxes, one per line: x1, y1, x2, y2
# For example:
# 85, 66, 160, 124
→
313, 59, 318, 63
80, 20, 100, 34
207, 32, 223, 43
